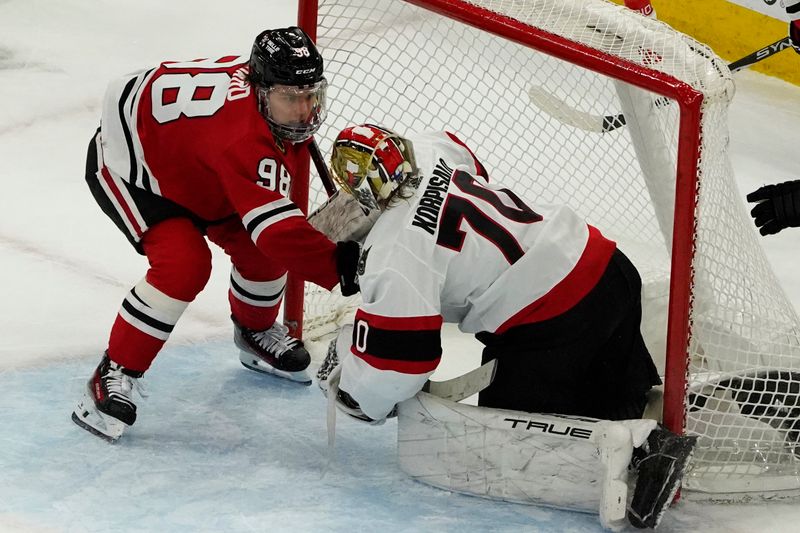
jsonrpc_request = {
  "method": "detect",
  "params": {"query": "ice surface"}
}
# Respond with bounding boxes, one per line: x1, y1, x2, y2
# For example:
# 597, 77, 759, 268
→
0, 342, 607, 533
2, 0, 800, 531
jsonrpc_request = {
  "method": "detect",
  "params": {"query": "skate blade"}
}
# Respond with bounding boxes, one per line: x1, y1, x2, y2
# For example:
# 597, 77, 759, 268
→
239, 353, 312, 386
71, 391, 126, 442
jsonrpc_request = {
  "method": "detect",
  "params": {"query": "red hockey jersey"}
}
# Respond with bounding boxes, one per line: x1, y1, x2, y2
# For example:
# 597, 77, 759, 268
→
99, 56, 338, 289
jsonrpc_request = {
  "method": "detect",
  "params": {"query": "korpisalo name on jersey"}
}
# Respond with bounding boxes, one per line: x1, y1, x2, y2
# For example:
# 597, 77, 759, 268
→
411, 158, 454, 235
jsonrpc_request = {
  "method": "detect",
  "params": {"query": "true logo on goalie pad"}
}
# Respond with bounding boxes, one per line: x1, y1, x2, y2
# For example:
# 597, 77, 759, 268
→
504, 417, 593, 440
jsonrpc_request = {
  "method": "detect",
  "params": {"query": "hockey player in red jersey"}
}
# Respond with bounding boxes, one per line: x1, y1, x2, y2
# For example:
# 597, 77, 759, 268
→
315, 124, 696, 529
72, 27, 360, 442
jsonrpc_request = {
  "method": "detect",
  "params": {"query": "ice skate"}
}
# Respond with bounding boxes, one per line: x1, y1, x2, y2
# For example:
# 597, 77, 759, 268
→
628, 425, 698, 529
71, 353, 144, 442
233, 317, 312, 385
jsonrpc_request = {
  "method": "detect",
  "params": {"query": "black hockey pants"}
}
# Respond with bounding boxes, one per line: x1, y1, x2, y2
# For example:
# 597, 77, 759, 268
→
477, 249, 661, 421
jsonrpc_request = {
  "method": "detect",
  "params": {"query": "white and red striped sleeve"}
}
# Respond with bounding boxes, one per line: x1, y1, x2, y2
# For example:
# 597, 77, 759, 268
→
219, 168, 340, 290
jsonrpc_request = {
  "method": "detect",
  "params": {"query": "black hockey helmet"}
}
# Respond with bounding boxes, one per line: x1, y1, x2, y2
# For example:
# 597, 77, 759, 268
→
250, 27, 324, 88
249, 27, 328, 143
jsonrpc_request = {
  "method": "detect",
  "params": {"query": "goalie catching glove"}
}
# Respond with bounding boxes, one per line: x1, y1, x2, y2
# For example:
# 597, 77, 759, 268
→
308, 189, 380, 243
309, 190, 373, 296
317, 323, 397, 424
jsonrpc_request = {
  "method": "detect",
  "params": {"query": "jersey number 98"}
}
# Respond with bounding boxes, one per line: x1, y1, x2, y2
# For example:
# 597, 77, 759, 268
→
151, 73, 230, 124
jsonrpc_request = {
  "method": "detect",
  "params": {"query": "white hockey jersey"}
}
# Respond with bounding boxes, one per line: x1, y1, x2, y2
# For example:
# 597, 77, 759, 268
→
338, 131, 617, 420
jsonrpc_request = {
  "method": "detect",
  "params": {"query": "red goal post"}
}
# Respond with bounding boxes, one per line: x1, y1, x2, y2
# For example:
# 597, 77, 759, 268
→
289, 0, 800, 498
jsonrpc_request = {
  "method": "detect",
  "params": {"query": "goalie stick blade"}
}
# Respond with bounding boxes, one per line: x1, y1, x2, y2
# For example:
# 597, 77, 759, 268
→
528, 85, 610, 134
529, 38, 791, 136
690, 370, 800, 451
422, 359, 497, 402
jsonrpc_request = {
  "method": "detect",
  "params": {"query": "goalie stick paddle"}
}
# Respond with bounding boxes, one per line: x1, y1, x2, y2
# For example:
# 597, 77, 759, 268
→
309, 137, 337, 198
689, 370, 800, 451
421, 359, 498, 402
529, 36, 793, 134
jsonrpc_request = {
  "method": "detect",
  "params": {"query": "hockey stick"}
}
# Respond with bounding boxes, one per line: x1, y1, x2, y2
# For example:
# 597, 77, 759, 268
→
529, 36, 793, 134
728, 36, 792, 72
309, 137, 337, 198
323, 358, 496, 453
422, 358, 498, 402
689, 370, 800, 451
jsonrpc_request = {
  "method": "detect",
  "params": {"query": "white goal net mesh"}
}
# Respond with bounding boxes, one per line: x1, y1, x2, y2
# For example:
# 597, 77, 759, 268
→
299, 0, 800, 496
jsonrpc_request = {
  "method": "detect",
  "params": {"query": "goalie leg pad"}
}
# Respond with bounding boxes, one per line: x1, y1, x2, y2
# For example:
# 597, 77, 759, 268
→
397, 392, 655, 531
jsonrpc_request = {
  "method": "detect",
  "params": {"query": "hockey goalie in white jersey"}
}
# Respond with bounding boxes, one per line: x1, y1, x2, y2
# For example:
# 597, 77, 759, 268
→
313, 124, 697, 529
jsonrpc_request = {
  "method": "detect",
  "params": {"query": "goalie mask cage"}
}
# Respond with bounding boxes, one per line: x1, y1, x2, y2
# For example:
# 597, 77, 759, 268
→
288, 0, 800, 499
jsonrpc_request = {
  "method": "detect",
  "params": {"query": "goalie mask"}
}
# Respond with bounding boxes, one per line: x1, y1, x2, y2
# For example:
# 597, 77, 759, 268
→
330, 124, 416, 207
250, 27, 327, 143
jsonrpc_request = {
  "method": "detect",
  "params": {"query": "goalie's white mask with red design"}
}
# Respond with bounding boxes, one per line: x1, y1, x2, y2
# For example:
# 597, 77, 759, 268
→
330, 124, 415, 207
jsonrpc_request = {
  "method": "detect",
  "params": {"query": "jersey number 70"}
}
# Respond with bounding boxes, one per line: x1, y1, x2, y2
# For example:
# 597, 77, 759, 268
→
436, 170, 542, 264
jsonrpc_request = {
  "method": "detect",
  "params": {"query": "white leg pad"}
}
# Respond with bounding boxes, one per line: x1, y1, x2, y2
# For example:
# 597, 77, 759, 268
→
397, 392, 655, 531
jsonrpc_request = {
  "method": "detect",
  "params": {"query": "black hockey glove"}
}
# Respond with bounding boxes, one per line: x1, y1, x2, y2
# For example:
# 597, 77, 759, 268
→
746, 180, 800, 236
790, 20, 800, 54
336, 241, 361, 296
